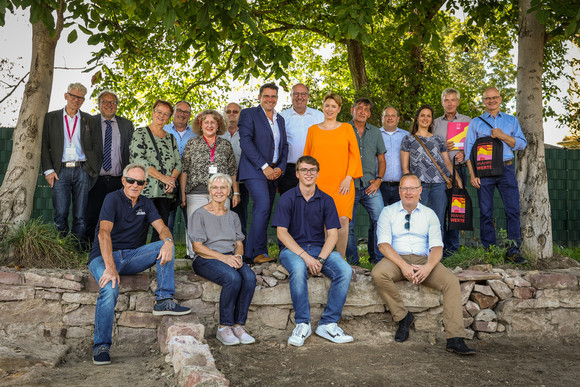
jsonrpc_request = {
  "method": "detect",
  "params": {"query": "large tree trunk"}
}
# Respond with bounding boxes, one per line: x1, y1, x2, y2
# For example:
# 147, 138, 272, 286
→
516, 0, 553, 260
0, 18, 62, 235
346, 39, 368, 91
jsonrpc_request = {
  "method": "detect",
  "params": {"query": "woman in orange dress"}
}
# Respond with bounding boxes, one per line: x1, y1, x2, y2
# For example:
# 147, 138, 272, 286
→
304, 93, 362, 258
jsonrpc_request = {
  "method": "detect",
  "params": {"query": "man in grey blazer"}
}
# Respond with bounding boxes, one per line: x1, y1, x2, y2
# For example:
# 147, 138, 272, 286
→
85, 90, 134, 244
41, 83, 100, 248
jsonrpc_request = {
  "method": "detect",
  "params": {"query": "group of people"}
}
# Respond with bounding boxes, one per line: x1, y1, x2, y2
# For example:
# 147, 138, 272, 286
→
40, 80, 528, 364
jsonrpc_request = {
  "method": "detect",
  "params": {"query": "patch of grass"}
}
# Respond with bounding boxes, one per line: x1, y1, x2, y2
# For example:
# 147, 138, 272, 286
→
442, 245, 506, 268
0, 219, 85, 269
267, 242, 280, 259
554, 245, 580, 262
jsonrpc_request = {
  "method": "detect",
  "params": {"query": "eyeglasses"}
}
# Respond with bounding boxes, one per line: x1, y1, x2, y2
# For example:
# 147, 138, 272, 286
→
125, 177, 146, 186
225, 109, 240, 114
154, 109, 171, 118
101, 100, 117, 106
405, 213, 411, 230
67, 92, 85, 101
175, 108, 191, 115
210, 185, 228, 191
483, 95, 501, 102
399, 186, 421, 192
292, 92, 309, 97
298, 168, 318, 175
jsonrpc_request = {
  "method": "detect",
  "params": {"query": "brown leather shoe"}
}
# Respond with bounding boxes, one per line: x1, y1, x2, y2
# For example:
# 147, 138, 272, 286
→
254, 254, 275, 264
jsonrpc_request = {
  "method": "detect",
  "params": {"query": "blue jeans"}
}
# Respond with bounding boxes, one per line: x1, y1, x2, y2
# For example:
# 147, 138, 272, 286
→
88, 241, 175, 351
477, 163, 521, 255
346, 184, 384, 264
380, 182, 400, 207
444, 165, 467, 256
420, 182, 447, 238
192, 257, 256, 326
279, 246, 352, 325
52, 166, 90, 243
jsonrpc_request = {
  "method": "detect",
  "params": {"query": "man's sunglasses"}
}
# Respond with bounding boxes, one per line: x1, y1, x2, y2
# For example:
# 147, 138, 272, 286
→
125, 177, 146, 186
405, 213, 411, 230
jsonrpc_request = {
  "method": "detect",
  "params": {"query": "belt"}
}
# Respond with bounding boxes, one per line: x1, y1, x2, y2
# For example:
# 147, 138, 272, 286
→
382, 181, 399, 187
504, 160, 513, 166
62, 161, 84, 168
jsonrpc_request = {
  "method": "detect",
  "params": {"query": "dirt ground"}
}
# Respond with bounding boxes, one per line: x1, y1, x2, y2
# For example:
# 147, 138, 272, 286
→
209, 314, 580, 387
3, 314, 579, 387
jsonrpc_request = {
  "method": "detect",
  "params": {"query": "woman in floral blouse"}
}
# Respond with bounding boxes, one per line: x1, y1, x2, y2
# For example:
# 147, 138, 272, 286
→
129, 99, 181, 243
180, 109, 239, 231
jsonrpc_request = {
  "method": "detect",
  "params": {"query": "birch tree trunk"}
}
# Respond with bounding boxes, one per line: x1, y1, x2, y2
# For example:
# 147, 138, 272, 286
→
0, 16, 62, 235
516, 0, 553, 260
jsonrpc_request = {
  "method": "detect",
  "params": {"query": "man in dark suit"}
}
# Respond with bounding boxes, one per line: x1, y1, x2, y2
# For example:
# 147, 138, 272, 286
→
85, 90, 134, 244
238, 82, 288, 263
41, 83, 100, 247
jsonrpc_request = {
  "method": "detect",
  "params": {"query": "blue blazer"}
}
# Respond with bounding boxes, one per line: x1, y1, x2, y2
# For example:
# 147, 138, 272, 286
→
238, 105, 288, 181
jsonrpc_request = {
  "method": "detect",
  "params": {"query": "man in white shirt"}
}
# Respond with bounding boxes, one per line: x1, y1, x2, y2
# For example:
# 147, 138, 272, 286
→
278, 83, 324, 195
371, 173, 475, 355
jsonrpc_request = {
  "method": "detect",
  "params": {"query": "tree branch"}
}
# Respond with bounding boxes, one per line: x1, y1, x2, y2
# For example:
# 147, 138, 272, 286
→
0, 72, 29, 104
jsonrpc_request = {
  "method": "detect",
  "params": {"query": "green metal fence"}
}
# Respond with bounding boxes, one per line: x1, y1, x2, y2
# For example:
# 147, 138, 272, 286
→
1, 127, 578, 247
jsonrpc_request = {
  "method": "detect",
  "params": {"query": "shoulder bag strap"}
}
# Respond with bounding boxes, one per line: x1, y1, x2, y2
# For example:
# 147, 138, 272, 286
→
145, 126, 167, 175
477, 116, 494, 129
412, 134, 452, 186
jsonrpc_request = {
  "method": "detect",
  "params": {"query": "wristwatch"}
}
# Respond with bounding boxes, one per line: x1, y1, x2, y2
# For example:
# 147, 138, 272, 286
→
316, 257, 327, 265
164, 237, 173, 243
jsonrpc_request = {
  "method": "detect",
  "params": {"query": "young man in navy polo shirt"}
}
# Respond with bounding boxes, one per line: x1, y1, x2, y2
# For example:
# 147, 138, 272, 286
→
88, 163, 190, 366
272, 155, 353, 347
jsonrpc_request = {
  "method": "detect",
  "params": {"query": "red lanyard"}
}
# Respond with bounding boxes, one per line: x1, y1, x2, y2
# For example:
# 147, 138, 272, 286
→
203, 136, 216, 162
65, 115, 78, 143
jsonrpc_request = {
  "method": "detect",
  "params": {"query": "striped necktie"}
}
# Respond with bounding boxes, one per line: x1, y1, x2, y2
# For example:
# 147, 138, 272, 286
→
103, 120, 112, 172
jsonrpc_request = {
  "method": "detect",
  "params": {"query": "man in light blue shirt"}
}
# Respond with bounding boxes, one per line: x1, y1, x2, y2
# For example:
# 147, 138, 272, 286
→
464, 87, 528, 264
379, 106, 408, 206
371, 173, 475, 355
278, 83, 324, 194
164, 100, 196, 255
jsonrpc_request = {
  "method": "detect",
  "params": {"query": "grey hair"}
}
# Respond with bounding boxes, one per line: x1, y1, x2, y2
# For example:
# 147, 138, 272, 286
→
123, 163, 149, 180
224, 102, 241, 112
441, 88, 460, 101
97, 90, 119, 106
382, 106, 399, 117
67, 83, 87, 95
207, 173, 232, 191
290, 83, 309, 95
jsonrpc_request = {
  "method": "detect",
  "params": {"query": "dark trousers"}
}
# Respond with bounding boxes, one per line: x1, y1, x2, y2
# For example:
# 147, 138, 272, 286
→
244, 178, 277, 259
86, 175, 123, 245
231, 182, 249, 237
277, 163, 298, 195
477, 163, 521, 255
149, 197, 172, 244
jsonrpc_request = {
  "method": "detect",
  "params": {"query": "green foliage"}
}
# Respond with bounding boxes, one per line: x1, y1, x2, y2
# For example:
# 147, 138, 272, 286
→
0, 219, 85, 269
442, 245, 507, 269
554, 245, 580, 263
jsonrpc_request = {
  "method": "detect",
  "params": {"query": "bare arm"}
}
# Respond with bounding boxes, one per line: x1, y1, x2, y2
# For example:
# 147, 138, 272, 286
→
400, 150, 410, 174
411, 246, 443, 284
192, 240, 243, 269
366, 153, 386, 195
96, 220, 120, 289
378, 242, 415, 282
277, 226, 322, 275
151, 219, 174, 265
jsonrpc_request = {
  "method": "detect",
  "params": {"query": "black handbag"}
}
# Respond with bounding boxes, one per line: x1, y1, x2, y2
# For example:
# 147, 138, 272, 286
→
469, 117, 504, 178
447, 156, 473, 231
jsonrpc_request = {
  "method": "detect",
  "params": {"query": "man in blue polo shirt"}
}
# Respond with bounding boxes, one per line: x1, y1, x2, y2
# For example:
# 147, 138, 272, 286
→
272, 155, 353, 347
88, 163, 190, 366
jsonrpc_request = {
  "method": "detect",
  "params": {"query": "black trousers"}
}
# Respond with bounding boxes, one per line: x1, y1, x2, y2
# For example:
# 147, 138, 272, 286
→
85, 175, 123, 245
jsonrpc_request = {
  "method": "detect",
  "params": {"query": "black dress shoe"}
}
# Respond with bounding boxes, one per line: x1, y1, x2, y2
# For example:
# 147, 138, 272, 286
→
505, 253, 527, 265
395, 312, 415, 342
446, 337, 476, 355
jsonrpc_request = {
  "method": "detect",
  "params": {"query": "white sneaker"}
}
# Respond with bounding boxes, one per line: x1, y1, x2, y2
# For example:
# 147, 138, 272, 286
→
216, 326, 240, 346
232, 325, 256, 344
315, 323, 353, 344
288, 322, 311, 347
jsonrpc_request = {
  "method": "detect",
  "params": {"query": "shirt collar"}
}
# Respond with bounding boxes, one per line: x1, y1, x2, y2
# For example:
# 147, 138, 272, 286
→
294, 185, 322, 201
289, 107, 314, 117
380, 127, 404, 135
261, 106, 278, 121
101, 115, 116, 123
63, 107, 81, 119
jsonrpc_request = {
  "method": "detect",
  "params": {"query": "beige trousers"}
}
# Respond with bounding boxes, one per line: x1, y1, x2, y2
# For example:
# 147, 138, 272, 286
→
371, 254, 465, 339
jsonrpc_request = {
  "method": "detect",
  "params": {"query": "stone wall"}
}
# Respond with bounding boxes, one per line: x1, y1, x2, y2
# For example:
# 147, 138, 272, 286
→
1, 263, 579, 352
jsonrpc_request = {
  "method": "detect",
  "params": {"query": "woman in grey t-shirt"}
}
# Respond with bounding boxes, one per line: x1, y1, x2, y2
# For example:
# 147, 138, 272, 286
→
189, 174, 256, 346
